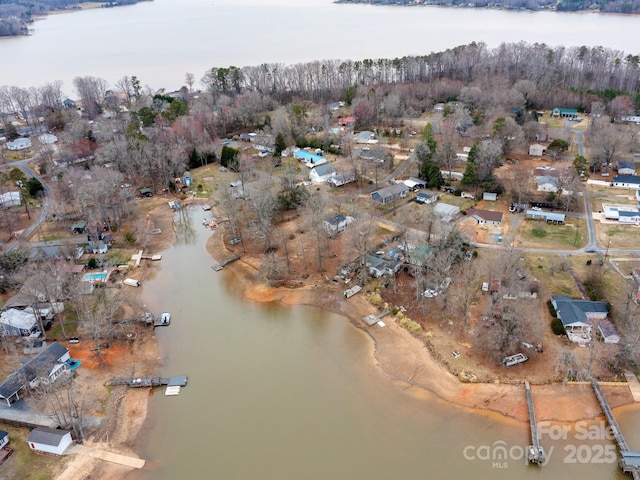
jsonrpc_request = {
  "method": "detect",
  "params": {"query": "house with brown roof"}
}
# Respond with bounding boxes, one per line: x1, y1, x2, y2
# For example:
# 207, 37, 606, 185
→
467, 208, 503, 227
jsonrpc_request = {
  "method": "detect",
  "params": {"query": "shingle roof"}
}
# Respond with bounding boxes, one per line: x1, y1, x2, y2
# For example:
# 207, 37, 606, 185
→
27, 427, 71, 446
551, 296, 608, 327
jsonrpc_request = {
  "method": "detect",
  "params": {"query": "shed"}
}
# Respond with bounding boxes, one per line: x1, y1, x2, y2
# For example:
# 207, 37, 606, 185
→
27, 427, 73, 455
597, 320, 620, 344
140, 188, 153, 197
529, 144, 545, 156
482, 192, 498, 201
0, 430, 8, 449
182, 171, 193, 186
433, 203, 460, 221
309, 163, 337, 183
71, 221, 87, 234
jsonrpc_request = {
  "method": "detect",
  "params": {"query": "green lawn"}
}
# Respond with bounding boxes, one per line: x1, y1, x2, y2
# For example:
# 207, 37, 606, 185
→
518, 218, 586, 250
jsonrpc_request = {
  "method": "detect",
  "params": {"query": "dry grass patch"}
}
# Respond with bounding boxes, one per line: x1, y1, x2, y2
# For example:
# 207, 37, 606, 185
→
517, 217, 586, 249
523, 253, 581, 298
595, 223, 640, 249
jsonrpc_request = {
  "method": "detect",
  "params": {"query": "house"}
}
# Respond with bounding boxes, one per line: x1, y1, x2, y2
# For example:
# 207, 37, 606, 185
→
403, 243, 432, 267
551, 295, 609, 344
537, 176, 559, 192
182, 171, 193, 187
617, 161, 636, 176
482, 192, 498, 201
38, 133, 57, 144
613, 175, 640, 189
618, 115, 640, 125
0, 430, 8, 449
323, 214, 353, 234
293, 149, 326, 168
529, 144, 545, 156
365, 253, 403, 278
6, 138, 31, 151
91, 241, 108, 254
239, 133, 254, 142
309, 163, 337, 183
551, 108, 578, 119
403, 177, 426, 191
415, 192, 438, 204
354, 131, 377, 144
467, 208, 503, 227
0, 308, 41, 336
597, 320, 620, 344
525, 210, 565, 224
370, 183, 409, 205
433, 203, 460, 221
0, 342, 70, 407
618, 211, 640, 224
359, 148, 392, 164
0, 191, 21, 207
338, 116, 356, 127
63, 98, 77, 109
27, 427, 73, 455
328, 172, 356, 187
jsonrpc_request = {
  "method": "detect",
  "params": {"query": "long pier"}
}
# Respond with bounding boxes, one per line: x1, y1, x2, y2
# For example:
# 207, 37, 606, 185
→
524, 380, 545, 465
107, 375, 188, 388
591, 379, 640, 479
211, 255, 242, 271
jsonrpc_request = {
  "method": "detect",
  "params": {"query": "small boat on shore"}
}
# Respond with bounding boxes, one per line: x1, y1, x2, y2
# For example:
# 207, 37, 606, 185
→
160, 312, 171, 325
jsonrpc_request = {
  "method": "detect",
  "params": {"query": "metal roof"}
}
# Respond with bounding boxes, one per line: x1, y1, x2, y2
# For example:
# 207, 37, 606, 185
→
27, 427, 71, 446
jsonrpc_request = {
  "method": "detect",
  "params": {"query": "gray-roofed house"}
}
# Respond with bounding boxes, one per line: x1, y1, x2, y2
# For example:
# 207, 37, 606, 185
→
0, 430, 8, 449
551, 295, 609, 344
365, 253, 403, 278
370, 183, 409, 205
27, 427, 73, 455
0, 308, 41, 337
323, 214, 353, 234
359, 148, 391, 163
328, 172, 356, 187
613, 175, 640, 189
0, 342, 70, 407
537, 176, 559, 192
404, 177, 427, 190
354, 131, 377, 144
525, 210, 565, 224
618, 161, 636, 176
309, 163, 337, 183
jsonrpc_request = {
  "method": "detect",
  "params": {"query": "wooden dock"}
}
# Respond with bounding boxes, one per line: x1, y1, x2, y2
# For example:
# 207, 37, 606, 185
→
107, 375, 188, 389
211, 255, 242, 271
524, 380, 545, 465
363, 309, 390, 326
131, 250, 162, 267
592, 379, 640, 479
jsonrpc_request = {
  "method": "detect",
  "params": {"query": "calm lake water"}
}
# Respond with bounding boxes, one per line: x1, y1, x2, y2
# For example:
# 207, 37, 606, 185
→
132, 206, 631, 479
0, 0, 639, 94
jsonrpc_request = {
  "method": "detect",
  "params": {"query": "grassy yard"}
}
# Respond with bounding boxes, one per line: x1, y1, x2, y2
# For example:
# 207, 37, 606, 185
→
595, 223, 640, 249
523, 253, 581, 298
0, 424, 65, 480
517, 217, 586, 250
438, 194, 476, 211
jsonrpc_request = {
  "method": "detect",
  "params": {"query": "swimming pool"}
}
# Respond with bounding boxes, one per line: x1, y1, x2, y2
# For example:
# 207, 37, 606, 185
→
83, 271, 108, 283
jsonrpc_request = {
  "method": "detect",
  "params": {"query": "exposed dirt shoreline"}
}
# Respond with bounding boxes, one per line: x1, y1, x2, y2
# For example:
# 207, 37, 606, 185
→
54, 199, 635, 479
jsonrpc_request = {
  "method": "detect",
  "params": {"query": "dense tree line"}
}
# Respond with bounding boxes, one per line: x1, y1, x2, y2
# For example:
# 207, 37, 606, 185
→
338, 0, 640, 13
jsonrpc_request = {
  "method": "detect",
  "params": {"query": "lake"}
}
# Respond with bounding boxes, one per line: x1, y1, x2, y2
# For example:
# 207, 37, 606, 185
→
0, 0, 639, 95
132, 206, 631, 479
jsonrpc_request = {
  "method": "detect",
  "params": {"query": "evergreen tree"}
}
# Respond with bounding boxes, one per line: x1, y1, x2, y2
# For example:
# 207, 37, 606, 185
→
274, 133, 286, 157
461, 161, 478, 187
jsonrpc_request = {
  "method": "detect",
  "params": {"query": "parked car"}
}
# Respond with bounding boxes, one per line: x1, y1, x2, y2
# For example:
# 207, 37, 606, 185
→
229, 238, 241, 245
69, 337, 80, 344
422, 288, 438, 298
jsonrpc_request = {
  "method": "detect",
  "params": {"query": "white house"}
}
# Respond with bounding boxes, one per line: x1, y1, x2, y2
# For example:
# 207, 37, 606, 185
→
328, 172, 356, 187
354, 131, 377, 144
619, 211, 640, 224
613, 175, 640, 189
323, 214, 353, 234
27, 427, 73, 455
467, 208, 503, 227
529, 144, 545, 156
0, 430, 8, 449
0, 308, 41, 337
551, 295, 609, 344
0, 191, 21, 207
482, 192, 498, 201
6, 138, 31, 151
617, 161, 636, 176
309, 163, 337, 183
537, 176, 559, 192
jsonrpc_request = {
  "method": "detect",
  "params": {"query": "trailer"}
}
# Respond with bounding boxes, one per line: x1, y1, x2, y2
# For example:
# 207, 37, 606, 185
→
502, 353, 528, 366
344, 285, 362, 298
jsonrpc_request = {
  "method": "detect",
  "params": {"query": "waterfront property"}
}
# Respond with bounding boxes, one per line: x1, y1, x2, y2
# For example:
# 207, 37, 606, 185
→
550, 295, 609, 344
27, 427, 73, 455
0, 342, 70, 407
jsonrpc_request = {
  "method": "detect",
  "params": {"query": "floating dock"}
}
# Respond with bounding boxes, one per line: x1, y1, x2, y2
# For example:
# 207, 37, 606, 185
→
524, 380, 545, 465
591, 379, 640, 479
363, 309, 390, 326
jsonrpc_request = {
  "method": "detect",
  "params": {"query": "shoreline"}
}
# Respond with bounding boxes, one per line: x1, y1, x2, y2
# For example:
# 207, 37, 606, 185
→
203, 213, 635, 425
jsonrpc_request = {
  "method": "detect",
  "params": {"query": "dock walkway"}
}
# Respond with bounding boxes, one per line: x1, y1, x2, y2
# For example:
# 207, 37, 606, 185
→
591, 379, 640, 479
524, 380, 545, 465
624, 372, 640, 402
106, 375, 187, 388
212, 255, 242, 271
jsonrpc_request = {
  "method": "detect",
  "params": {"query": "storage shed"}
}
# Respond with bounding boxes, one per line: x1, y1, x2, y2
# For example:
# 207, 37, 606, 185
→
27, 427, 72, 455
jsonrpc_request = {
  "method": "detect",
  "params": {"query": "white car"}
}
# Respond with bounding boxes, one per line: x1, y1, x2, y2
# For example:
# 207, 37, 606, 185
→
531, 206, 542, 211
